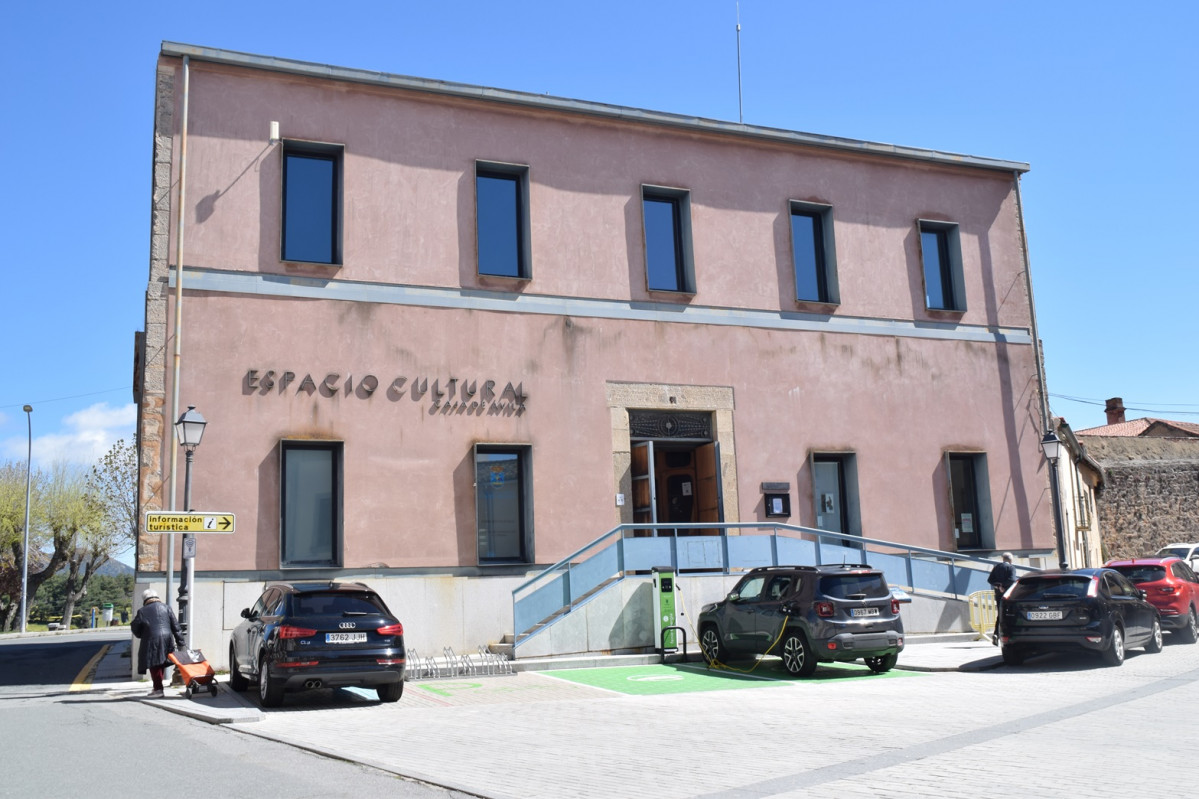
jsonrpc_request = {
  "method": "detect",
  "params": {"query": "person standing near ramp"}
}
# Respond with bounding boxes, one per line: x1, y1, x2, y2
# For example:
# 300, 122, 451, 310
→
987, 552, 1016, 645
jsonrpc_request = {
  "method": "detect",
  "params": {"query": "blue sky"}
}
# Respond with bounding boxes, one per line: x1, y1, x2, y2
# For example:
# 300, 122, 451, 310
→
2, 0, 1197, 473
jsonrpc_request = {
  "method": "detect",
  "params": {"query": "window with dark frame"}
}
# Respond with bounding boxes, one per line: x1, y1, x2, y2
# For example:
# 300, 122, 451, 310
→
919, 221, 963, 311
475, 446, 531, 564
281, 441, 342, 567
948, 453, 982, 549
476, 163, 530, 278
791, 205, 833, 303
642, 188, 692, 292
282, 144, 341, 265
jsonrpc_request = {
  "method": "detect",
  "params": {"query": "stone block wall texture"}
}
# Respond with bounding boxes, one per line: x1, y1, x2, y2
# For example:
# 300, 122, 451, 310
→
1081, 437, 1199, 559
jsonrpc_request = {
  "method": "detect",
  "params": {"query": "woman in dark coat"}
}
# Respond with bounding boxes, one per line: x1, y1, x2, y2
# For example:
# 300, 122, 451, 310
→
131, 588, 184, 697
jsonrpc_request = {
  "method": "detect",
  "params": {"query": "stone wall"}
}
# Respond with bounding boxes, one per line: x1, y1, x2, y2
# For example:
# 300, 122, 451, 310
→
1081, 437, 1199, 559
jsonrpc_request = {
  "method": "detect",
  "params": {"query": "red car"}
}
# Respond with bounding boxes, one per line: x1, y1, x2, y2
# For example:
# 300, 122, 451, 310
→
1104, 557, 1199, 643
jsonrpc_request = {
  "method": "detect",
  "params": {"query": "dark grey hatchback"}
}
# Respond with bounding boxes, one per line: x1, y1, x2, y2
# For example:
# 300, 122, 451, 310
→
698, 564, 905, 676
229, 581, 406, 707
999, 568, 1162, 667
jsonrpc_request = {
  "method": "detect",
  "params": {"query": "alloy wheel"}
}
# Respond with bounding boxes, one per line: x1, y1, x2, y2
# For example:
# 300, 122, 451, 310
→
781, 632, 817, 677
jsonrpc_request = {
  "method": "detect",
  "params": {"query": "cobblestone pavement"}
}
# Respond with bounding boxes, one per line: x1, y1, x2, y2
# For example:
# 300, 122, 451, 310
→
195, 638, 1199, 798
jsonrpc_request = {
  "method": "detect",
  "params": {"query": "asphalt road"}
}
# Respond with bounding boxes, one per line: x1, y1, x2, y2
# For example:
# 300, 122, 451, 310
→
0, 631, 473, 799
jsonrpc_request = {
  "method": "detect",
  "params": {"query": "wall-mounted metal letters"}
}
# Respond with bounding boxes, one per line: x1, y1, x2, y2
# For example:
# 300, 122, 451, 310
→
243, 369, 527, 416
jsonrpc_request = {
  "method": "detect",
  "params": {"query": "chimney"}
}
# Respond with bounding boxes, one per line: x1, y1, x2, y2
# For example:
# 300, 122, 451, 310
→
1105, 397, 1126, 425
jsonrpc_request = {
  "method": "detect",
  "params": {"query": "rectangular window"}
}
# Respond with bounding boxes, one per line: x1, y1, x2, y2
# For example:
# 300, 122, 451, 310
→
282, 143, 342, 265
919, 220, 964, 311
642, 186, 694, 293
946, 452, 993, 550
476, 162, 531, 278
475, 445, 532, 564
790, 202, 838, 304
281, 441, 342, 567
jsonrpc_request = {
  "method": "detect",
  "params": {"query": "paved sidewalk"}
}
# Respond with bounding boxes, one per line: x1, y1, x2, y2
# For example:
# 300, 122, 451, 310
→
84, 632, 1003, 727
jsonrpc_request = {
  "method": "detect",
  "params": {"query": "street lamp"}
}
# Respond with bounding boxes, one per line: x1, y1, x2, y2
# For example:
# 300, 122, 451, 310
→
1040, 428, 1069, 570
19, 405, 32, 634
175, 405, 206, 648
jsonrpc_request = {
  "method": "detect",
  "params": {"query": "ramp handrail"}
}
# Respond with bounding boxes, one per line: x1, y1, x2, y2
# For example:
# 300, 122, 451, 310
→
511, 522, 1034, 649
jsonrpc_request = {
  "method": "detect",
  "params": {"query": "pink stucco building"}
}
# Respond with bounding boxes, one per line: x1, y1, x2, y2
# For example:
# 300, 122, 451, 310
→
136, 43, 1059, 662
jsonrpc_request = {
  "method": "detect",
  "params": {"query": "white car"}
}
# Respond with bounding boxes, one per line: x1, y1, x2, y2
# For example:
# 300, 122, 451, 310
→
1156, 542, 1199, 572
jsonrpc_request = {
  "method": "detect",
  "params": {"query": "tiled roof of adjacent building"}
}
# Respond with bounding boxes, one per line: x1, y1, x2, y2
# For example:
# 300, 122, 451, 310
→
1077, 418, 1199, 437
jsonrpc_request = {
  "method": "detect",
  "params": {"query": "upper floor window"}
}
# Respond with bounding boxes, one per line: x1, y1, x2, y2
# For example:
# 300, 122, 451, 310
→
642, 186, 694, 293
281, 440, 342, 567
919, 220, 964, 311
475, 162, 531, 278
282, 142, 342, 265
790, 201, 839, 304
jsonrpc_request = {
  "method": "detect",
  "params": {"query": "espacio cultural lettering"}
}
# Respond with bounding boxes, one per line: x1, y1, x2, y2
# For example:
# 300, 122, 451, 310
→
245, 370, 527, 415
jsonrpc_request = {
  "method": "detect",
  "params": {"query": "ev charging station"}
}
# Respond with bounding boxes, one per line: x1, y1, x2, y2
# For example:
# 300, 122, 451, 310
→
651, 566, 679, 654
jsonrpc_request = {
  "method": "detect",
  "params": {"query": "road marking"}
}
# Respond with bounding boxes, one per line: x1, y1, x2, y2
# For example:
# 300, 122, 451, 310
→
70, 644, 110, 692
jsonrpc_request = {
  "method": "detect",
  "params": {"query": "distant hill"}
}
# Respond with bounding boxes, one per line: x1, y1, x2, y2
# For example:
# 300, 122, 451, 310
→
55, 560, 135, 577
97, 560, 134, 577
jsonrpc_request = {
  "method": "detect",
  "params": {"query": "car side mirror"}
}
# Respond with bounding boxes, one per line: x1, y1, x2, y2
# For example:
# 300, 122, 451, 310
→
240, 607, 252, 619
890, 588, 913, 604
727, 592, 740, 602
1137, 589, 1147, 600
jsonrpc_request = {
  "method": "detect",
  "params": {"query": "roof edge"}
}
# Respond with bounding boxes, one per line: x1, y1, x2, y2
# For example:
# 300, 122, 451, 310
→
160, 42, 1030, 175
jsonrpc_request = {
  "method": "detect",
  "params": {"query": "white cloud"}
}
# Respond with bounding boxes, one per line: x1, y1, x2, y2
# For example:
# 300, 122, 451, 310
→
3, 402, 137, 467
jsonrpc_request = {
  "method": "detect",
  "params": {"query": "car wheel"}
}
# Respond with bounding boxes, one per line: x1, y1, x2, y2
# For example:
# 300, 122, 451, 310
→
864, 653, 898, 673
1001, 646, 1024, 666
257, 655, 285, 707
1146, 617, 1163, 653
1181, 608, 1199, 644
377, 681, 404, 703
228, 644, 248, 692
780, 631, 818, 677
1102, 625, 1125, 666
700, 625, 727, 665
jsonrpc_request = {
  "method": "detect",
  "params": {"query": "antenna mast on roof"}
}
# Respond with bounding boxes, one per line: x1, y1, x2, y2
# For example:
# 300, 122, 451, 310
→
736, 3, 744, 123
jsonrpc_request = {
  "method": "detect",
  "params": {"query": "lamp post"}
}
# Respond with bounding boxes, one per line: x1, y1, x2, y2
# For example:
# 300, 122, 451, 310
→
175, 405, 206, 649
1040, 428, 1069, 570
19, 405, 32, 634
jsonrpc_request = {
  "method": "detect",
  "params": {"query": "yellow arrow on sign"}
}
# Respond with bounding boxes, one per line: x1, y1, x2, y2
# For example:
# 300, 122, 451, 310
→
145, 512, 236, 534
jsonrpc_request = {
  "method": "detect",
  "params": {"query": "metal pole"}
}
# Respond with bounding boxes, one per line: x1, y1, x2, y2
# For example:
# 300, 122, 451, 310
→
1048, 456, 1069, 569
167, 54, 191, 616
19, 405, 32, 634
179, 448, 195, 648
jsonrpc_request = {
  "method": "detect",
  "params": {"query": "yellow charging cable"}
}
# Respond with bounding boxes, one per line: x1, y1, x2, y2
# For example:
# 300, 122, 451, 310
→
678, 581, 792, 675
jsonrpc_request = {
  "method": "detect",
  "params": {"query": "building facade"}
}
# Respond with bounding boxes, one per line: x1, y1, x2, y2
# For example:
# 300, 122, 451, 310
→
1077, 398, 1199, 559
135, 43, 1058, 663
1050, 418, 1105, 568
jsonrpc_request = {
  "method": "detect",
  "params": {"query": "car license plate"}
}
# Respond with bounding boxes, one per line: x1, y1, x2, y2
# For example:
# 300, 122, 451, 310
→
326, 632, 367, 644
850, 607, 880, 617
1026, 610, 1062, 621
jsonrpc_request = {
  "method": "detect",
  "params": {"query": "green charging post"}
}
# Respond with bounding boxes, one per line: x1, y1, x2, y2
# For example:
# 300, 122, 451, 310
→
651, 566, 678, 653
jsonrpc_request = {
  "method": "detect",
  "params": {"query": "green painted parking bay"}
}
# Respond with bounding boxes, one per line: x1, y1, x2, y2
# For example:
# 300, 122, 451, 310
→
542, 661, 912, 696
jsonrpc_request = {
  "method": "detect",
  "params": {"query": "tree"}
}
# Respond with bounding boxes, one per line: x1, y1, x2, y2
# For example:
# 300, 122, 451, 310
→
41, 464, 103, 630
88, 439, 137, 566
55, 441, 138, 631
0, 460, 46, 631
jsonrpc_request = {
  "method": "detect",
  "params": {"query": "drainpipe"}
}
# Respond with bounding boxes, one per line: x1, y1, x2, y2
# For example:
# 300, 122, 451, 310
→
1013, 172, 1067, 568
1012, 172, 1051, 433
166, 55, 190, 612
